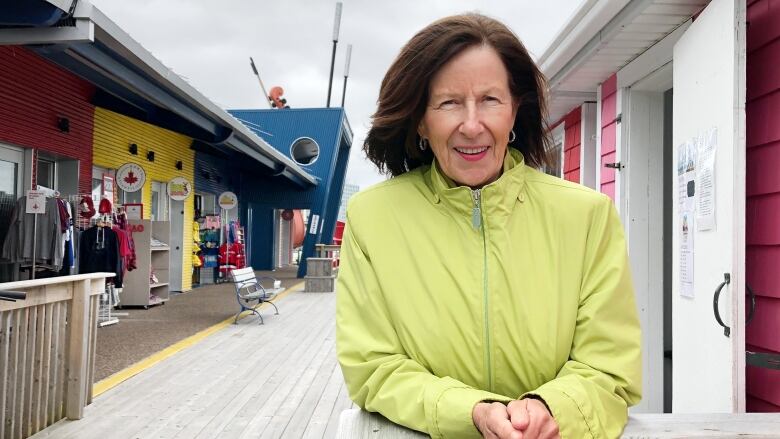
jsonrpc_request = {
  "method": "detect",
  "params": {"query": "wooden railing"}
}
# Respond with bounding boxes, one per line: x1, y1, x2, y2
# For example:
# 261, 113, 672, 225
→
336, 409, 780, 438
0, 273, 112, 439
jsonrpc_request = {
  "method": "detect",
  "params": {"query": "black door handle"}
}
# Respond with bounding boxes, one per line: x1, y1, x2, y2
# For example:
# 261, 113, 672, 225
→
714, 277, 759, 338
713, 273, 731, 337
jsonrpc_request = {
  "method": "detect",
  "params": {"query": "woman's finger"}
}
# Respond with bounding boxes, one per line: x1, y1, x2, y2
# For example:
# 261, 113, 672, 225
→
486, 403, 522, 439
521, 402, 542, 438
507, 399, 530, 431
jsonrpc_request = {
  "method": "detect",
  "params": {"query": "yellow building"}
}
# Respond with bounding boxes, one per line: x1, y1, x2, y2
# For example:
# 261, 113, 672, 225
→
92, 107, 195, 292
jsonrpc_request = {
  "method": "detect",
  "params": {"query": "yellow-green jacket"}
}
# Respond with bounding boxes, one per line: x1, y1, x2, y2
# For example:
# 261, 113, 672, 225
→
336, 149, 641, 438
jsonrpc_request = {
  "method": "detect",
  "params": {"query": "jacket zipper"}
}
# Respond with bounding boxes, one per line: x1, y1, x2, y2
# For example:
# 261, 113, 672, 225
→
472, 189, 492, 391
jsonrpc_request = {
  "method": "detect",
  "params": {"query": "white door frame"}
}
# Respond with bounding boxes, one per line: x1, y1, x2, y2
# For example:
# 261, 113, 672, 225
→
580, 102, 598, 190
616, 76, 669, 414
615, 20, 690, 414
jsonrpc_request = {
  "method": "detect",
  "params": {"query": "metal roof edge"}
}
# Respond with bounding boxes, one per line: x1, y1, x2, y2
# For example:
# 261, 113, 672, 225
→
71, 2, 316, 184
538, 0, 631, 84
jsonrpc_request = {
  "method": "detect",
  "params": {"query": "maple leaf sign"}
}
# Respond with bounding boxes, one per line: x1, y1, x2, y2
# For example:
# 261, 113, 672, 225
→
124, 171, 138, 186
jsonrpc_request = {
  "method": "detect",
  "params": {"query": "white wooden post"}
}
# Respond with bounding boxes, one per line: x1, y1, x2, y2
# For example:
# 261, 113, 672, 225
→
65, 278, 91, 419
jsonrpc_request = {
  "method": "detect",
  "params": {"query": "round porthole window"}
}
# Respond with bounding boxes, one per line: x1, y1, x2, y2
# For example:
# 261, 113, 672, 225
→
290, 137, 320, 166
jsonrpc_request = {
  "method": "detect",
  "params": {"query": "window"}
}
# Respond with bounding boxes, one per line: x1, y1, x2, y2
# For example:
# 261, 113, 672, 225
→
118, 187, 142, 204
290, 137, 320, 166
37, 158, 55, 189
150, 181, 168, 221
92, 166, 107, 202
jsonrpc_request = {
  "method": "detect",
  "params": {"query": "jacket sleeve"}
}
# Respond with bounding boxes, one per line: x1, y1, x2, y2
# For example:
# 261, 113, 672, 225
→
521, 195, 642, 439
336, 212, 512, 439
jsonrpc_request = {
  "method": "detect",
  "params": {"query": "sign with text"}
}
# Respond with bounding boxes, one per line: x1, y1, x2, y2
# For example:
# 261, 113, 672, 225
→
25, 190, 45, 214
218, 191, 238, 210
116, 162, 146, 193
167, 176, 192, 201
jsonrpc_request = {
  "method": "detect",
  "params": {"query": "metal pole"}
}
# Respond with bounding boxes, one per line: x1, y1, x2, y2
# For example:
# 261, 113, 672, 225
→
327, 42, 337, 107
250, 57, 273, 109
341, 76, 348, 108
341, 44, 352, 108
31, 213, 37, 280
326, 2, 342, 107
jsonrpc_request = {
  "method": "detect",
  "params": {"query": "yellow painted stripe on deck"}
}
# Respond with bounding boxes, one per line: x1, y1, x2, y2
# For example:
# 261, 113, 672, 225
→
93, 281, 304, 397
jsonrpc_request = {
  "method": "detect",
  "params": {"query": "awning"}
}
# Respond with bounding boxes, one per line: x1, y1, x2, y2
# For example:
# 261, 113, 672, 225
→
538, 0, 709, 123
0, 0, 317, 188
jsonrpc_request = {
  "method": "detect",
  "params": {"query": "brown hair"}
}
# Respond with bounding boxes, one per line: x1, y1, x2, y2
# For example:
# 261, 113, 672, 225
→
364, 13, 552, 176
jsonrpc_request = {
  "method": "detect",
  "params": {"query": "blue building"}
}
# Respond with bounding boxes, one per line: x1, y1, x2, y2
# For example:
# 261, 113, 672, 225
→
228, 108, 353, 278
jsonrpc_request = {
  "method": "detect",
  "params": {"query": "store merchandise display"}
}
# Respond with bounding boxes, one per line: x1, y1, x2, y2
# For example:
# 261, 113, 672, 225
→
218, 220, 246, 281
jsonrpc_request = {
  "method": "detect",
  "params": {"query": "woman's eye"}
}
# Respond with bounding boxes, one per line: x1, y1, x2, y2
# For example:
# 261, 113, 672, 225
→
438, 100, 457, 108
484, 96, 500, 103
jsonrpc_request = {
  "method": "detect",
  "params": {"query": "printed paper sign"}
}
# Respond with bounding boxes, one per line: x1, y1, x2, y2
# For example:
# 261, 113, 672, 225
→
309, 214, 320, 235
25, 190, 45, 214
678, 139, 696, 298
696, 127, 717, 231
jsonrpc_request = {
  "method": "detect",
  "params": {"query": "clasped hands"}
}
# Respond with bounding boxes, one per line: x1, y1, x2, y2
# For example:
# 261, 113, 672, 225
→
472, 399, 560, 439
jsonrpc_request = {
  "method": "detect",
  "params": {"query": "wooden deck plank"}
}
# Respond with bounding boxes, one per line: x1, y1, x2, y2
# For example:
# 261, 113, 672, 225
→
170, 294, 333, 438
28, 292, 349, 439
49, 295, 321, 439
195, 297, 336, 439
280, 345, 339, 438
300, 351, 347, 439
322, 382, 355, 439
256, 327, 336, 439
30, 291, 348, 439
227, 301, 337, 438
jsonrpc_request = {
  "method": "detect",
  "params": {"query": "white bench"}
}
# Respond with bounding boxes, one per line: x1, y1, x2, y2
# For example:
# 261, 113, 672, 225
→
229, 267, 284, 324
335, 408, 780, 438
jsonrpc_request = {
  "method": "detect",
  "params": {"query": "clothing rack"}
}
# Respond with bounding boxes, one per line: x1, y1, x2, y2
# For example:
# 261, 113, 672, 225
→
29, 187, 61, 279
99, 283, 120, 327
70, 193, 126, 326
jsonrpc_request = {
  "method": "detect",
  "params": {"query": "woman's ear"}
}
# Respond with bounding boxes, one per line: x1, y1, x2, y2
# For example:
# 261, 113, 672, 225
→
418, 120, 428, 139
511, 97, 520, 121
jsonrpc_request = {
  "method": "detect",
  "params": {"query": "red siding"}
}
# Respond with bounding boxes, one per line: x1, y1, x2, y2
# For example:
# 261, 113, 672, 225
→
563, 107, 582, 183
0, 46, 95, 194
600, 74, 618, 201
745, 0, 780, 412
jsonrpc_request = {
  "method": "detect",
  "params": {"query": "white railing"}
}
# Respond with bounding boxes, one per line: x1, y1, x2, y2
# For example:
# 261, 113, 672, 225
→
0, 273, 112, 439
336, 408, 780, 438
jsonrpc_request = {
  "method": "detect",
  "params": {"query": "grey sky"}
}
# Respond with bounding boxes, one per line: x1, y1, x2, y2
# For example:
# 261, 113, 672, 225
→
90, 0, 582, 189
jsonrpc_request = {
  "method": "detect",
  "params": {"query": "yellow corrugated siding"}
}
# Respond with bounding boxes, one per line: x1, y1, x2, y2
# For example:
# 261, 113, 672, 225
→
93, 107, 195, 291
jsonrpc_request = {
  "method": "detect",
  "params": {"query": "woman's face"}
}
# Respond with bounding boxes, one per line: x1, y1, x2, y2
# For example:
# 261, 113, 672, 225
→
419, 44, 518, 188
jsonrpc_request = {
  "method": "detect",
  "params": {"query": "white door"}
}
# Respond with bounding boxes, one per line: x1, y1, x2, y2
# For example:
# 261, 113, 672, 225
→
672, 0, 746, 412
169, 199, 184, 292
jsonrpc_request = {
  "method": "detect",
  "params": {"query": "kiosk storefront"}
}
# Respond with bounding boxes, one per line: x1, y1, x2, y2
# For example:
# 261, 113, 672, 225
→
92, 107, 196, 293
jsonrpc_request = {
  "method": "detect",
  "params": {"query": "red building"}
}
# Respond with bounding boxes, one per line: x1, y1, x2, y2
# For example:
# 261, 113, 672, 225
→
540, 0, 779, 414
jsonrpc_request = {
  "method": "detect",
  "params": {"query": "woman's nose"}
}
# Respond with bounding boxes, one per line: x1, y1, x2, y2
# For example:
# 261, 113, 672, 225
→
458, 104, 484, 138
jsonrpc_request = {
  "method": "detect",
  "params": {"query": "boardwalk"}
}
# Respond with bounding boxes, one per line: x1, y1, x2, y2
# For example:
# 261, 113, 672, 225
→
31, 291, 354, 439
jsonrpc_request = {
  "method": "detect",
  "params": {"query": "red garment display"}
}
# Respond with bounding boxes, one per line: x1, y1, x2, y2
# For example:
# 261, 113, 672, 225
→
218, 242, 245, 278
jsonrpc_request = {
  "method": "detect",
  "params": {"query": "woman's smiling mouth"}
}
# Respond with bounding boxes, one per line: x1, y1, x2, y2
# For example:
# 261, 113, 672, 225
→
454, 145, 490, 161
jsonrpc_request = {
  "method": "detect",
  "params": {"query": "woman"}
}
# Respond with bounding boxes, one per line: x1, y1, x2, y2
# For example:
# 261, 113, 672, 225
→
336, 13, 641, 439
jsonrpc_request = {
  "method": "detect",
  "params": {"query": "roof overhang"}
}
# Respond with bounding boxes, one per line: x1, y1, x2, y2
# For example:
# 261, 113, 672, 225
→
539, 0, 709, 123
0, 0, 316, 188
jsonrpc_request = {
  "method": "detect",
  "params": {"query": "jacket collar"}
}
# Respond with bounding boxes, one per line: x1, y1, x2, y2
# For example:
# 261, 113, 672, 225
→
424, 148, 527, 217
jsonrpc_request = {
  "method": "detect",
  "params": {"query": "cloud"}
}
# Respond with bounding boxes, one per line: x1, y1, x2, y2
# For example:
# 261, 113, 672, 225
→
91, 0, 582, 189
